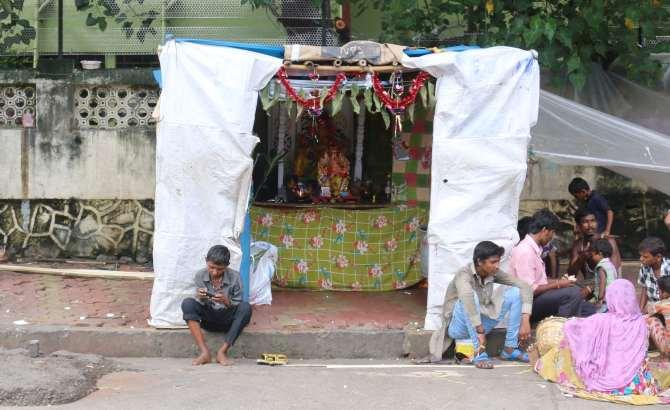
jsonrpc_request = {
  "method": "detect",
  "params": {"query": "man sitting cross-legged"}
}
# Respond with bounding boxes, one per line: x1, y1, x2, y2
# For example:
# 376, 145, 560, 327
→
511, 209, 596, 323
181, 245, 252, 366
429, 241, 533, 369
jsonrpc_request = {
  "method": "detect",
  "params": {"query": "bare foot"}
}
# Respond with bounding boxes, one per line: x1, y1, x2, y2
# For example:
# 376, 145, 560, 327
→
216, 349, 233, 366
192, 351, 211, 366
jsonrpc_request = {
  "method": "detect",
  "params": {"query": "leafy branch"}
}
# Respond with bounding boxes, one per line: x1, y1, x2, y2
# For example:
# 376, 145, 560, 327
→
75, 0, 159, 43
0, 0, 36, 53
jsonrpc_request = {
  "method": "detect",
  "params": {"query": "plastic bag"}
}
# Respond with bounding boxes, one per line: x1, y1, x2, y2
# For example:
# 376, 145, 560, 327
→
249, 241, 277, 305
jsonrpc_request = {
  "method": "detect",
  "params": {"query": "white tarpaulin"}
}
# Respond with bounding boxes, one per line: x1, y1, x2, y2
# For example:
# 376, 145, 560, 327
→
532, 90, 670, 195
402, 47, 540, 331
149, 40, 282, 327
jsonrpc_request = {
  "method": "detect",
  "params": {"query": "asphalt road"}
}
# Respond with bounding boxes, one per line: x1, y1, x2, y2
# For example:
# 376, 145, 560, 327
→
7, 358, 659, 410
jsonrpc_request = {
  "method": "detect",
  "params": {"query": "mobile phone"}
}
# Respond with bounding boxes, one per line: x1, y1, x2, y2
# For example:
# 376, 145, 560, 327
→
204, 290, 216, 298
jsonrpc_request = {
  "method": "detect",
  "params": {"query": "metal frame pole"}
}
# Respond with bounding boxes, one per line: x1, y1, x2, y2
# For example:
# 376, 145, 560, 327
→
57, 0, 63, 58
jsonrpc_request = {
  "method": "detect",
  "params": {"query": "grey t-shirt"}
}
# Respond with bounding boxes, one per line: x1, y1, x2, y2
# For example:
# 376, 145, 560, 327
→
193, 267, 242, 310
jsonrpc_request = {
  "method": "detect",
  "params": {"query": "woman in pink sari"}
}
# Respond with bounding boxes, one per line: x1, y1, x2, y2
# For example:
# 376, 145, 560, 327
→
535, 279, 666, 403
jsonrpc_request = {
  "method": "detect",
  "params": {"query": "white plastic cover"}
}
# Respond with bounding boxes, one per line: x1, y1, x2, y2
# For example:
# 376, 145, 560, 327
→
149, 40, 282, 327
403, 47, 540, 331
532, 91, 670, 195
249, 241, 278, 305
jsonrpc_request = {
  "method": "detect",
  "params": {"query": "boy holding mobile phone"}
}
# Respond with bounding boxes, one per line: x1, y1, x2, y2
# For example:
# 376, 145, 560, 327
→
181, 245, 252, 366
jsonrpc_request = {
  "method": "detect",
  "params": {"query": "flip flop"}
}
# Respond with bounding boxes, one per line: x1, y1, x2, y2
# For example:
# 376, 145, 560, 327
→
472, 352, 494, 369
500, 348, 529, 363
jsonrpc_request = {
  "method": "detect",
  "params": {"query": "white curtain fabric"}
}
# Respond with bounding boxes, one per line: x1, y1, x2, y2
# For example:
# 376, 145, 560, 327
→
403, 47, 540, 331
149, 40, 282, 327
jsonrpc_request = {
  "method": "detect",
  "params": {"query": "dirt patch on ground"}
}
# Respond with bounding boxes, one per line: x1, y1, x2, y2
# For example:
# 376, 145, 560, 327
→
0, 348, 117, 406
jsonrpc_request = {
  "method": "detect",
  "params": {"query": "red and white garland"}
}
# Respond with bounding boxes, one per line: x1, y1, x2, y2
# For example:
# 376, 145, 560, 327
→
371, 71, 431, 114
276, 67, 347, 116
277, 67, 430, 116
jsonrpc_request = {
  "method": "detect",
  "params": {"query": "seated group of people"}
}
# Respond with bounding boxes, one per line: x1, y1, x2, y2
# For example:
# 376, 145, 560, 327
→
430, 207, 670, 398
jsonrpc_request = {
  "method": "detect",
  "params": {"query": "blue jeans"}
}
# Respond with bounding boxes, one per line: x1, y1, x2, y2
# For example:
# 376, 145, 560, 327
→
448, 287, 522, 351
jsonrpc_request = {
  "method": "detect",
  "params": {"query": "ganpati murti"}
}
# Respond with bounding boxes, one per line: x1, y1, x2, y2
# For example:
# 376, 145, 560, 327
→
317, 141, 350, 198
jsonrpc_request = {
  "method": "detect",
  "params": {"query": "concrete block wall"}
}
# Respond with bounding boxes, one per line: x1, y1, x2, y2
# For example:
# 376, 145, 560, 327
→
0, 69, 157, 261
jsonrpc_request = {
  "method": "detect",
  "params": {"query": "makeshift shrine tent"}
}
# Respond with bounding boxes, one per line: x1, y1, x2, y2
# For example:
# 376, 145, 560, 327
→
149, 38, 543, 328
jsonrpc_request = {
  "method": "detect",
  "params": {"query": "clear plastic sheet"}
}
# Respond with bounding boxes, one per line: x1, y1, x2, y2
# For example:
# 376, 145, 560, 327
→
532, 90, 670, 195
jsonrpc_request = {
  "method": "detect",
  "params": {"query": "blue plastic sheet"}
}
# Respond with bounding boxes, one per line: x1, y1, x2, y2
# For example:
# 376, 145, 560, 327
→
175, 38, 285, 58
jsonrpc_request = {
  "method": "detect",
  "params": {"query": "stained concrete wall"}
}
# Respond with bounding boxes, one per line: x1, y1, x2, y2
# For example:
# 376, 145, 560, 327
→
0, 69, 156, 200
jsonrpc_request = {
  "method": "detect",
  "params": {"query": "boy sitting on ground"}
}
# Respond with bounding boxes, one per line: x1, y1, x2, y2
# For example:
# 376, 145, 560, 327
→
638, 237, 670, 312
429, 241, 533, 369
568, 177, 614, 238
181, 245, 252, 366
589, 238, 619, 312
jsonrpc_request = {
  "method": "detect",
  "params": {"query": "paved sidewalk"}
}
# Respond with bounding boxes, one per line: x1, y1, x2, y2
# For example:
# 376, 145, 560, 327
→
0, 270, 426, 331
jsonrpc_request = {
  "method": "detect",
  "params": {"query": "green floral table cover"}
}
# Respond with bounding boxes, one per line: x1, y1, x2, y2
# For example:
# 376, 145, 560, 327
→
250, 205, 427, 291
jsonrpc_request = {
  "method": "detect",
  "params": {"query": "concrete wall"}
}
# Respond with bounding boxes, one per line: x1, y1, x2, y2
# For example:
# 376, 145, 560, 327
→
0, 69, 156, 200
0, 69, 157, 261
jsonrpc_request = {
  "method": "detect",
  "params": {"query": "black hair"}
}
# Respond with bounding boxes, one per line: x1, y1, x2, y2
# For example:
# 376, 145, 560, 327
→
517, 216, 533, 241
574, 207, 595, 224
568, 177, 590, 195
473, 241, 504, 266
659, 276, 670, 294
206, 245, 230, 266
527, 209, 560, 234
591, 238, 613, 258
639, 237, 666, 257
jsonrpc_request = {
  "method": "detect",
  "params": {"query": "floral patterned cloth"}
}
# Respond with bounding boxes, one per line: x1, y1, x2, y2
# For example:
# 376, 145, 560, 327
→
535, 345, 670, 405
250, 205, 426, 291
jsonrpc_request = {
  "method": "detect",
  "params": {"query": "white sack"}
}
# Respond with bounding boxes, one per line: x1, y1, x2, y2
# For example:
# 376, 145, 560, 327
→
403, 47, 540, 331
149, 40, 282, 327
532, 90, 670, 196
249, 241, 278, 305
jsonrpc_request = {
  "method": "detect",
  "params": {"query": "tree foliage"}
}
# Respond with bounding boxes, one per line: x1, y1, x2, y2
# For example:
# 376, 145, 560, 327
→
0, 0, 36, 54
369, 0, 670, 90
74, 0, 160, 43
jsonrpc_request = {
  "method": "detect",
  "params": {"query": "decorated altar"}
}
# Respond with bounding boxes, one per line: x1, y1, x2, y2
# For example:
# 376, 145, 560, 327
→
250, 204, 426, 291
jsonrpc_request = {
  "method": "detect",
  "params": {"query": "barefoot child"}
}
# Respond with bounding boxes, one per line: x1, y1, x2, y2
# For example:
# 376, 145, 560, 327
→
181, 245, 252, 366
590, 238, 619, 312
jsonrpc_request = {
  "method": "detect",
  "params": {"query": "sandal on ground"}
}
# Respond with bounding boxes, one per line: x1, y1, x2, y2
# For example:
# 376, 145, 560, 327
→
472, 352, 494, 369
500, 348, 529, 363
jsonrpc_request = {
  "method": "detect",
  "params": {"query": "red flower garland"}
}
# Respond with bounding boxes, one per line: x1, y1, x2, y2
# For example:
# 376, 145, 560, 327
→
371, 71, 431, 113
274, 67, 430, 116
276, 67, 347, 113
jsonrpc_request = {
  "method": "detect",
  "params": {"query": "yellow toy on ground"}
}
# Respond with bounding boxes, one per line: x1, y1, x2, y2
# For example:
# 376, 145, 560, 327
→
257, 353, 288, 366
